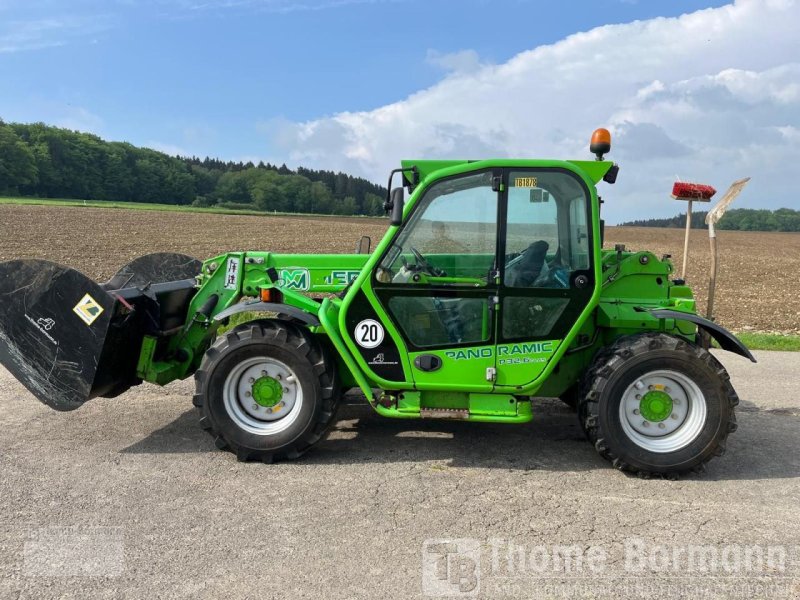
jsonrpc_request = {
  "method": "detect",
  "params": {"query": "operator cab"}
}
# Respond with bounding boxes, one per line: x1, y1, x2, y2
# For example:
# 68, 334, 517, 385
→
371, 167, 594, 351
340, 130, 613, 391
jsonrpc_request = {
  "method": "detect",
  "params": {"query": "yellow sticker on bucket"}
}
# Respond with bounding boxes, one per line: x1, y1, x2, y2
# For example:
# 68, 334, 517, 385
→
73, 294, 104, 326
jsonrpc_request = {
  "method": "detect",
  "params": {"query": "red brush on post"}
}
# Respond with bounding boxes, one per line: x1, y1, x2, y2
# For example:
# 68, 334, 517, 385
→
672, 182, 717, 201
672, 181, 716, 280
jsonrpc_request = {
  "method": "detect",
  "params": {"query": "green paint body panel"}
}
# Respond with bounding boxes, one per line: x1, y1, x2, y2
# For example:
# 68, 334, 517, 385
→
132, 154, 730, 424
377, 391, 532, 423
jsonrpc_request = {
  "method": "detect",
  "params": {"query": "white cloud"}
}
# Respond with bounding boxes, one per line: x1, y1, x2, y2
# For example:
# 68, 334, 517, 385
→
54, 106, 105, 134
0, 15, 110, 53
269, 0, 800, 222
426, 49, 485, 75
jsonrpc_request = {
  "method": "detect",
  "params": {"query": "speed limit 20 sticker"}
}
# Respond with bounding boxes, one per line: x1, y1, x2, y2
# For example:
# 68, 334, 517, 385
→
354, 319, 384, 349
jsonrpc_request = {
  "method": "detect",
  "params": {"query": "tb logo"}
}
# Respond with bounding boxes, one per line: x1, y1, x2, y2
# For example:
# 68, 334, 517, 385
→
421, 539, 480, 596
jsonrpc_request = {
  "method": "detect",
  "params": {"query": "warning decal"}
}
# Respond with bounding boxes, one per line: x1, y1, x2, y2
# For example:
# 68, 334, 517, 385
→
223, 257, 239, 290
73, 294, 104, 326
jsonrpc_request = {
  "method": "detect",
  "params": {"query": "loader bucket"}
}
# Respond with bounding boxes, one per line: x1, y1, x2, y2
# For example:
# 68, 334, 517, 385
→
0, 253, 201, 411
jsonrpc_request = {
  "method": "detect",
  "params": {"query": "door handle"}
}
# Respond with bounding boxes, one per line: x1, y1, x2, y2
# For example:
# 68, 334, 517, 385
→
414, 355, 442, 372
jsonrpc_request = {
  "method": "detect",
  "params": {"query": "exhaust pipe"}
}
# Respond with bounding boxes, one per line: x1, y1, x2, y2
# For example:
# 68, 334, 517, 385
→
0, 253, 201, 411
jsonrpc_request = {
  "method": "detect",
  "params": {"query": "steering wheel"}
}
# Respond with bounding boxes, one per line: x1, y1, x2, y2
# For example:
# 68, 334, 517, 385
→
410, 247, 444, 277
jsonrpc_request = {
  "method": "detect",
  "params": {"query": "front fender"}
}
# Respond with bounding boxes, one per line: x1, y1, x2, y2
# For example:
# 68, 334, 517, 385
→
650, 309, 756, 363
213, 301, 320, 327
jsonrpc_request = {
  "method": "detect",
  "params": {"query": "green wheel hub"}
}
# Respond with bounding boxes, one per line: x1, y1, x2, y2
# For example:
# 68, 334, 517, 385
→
639, 390, 673, 422
621, 370, 707, 452
251, 376, 283, 408
224, 357, 303, 434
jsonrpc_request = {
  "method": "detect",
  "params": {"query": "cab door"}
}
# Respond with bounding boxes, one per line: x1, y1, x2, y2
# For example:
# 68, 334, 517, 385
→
346, 169, 502, 392
495, 168, 596, 387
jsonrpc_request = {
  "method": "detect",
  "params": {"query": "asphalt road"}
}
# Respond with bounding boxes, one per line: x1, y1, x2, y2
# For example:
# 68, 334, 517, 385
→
1, 350, 798, 599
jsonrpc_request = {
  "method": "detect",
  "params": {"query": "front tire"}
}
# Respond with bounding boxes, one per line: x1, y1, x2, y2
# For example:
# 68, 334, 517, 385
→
193, 320, 339, 462
578, 333, 738, 477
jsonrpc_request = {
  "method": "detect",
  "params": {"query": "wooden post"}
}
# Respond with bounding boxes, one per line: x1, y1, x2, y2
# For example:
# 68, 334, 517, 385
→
681, 199, 693, 280
707, 220, 718, 322
704, 177, 751, 321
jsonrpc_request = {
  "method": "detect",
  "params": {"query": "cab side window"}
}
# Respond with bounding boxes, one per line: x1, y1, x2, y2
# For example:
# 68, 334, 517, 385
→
374, 170, 498, 348
501, 170, 592, 342
377, 171, 497, 285
504, 171, 591, 289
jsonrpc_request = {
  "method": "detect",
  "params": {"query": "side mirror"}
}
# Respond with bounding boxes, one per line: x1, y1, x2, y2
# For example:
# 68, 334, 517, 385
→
389, 187, 404, 226
603, 164, 619, 184
355, 235, 371, 254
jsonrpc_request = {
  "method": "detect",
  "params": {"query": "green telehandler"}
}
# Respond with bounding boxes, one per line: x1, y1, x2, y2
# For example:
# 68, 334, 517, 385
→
0, 129, 754, 475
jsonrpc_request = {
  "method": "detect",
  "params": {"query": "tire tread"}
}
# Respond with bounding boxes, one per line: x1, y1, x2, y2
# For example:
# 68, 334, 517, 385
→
577, 332, 739, 478
193, 320, 340, 463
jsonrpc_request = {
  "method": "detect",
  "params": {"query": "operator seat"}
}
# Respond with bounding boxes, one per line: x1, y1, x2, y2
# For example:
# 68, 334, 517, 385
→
506, 240, 549, 287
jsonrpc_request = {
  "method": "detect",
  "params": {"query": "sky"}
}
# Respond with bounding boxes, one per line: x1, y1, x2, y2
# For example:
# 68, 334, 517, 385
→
1, 0, 798, 222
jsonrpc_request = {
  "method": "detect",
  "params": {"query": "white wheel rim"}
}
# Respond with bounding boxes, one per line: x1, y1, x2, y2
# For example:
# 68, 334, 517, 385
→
618, 369, 707, 453
223, 357, 303, 436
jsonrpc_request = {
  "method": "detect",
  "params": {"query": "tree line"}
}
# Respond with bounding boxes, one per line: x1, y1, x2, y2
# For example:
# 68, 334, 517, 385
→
0, 120, 387, 216
620, 208, 800, 232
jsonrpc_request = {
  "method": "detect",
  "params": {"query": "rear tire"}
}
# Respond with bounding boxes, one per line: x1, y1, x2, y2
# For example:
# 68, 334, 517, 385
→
193, 320, 339, 462
578, 333, 738, 477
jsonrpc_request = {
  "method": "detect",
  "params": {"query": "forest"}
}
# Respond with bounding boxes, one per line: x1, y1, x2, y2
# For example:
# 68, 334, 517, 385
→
3, 119, 796, 229
0, 120, 387, 216
620, 207, 800, 232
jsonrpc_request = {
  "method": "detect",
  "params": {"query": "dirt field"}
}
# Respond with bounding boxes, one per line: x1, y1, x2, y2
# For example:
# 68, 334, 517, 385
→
0, 204, 797, 333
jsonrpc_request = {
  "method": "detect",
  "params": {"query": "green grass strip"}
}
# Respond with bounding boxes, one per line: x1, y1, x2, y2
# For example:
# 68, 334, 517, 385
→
734, 332, 800, 352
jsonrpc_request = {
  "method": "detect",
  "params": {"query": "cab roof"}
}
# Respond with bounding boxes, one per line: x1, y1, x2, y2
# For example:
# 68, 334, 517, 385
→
400, 159, 615, 187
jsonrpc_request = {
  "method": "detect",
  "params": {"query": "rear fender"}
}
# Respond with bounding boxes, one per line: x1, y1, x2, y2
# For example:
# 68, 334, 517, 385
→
649, 309, 756, 363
